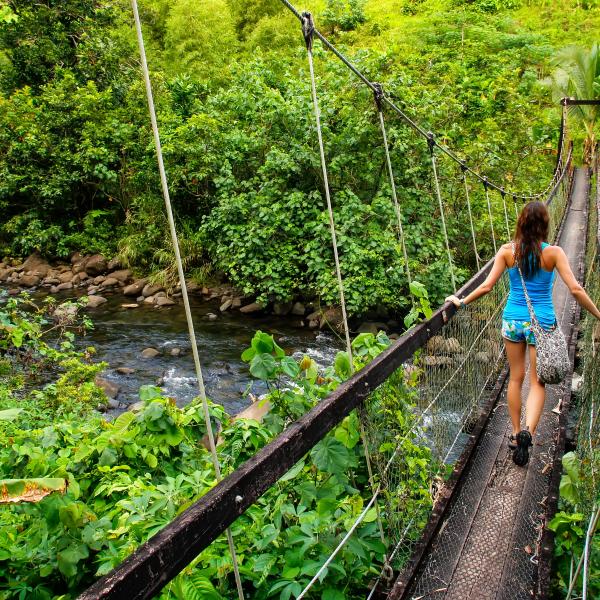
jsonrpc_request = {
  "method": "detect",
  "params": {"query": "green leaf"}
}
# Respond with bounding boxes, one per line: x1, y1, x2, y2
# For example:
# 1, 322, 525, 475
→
559, 474, 579, 505
98, 447, 118, 466
280, 356, 300, 378
0, 408, 24, 421
334, 351, 352, 379
250, 353, 278, 380
323, 590, 346, 600
57, 544, 89, 578
280, 459, 305, 482
310, 437, 350, 474
139, 385, 163, 402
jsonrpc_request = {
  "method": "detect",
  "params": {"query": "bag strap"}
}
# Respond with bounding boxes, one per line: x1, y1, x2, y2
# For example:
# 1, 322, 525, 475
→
512, 242, 539, 326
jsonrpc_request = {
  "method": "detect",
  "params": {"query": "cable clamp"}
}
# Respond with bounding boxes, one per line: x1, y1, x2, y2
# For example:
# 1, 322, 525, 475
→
373, 83, 384, 111
301, 11, 315, 51
500, 187, 506, 199
460, 161, 467, 174
427, 131, 436, 156
483, 176, 489, 191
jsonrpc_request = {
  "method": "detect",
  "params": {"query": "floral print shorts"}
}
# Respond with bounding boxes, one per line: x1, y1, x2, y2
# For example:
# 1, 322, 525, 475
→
502, 319, 536, 345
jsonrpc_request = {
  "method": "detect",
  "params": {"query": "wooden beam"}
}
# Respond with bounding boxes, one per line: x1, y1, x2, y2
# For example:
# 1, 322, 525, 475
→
79, 263, 493, 600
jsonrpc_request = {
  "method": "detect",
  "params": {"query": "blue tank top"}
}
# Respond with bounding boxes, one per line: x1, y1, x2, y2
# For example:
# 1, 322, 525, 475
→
503, 242, 556, 328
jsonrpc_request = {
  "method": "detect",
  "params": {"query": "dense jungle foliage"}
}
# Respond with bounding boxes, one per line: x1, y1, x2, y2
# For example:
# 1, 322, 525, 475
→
0, 0, 598, 315
0, 293, 433, 599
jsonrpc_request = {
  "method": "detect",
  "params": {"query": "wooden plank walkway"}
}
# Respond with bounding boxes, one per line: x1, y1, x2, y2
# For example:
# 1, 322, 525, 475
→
393, 168, 589, 600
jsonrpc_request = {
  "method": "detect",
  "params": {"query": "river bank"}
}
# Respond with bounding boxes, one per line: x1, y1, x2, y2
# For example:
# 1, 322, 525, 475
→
1, 252, 346, 416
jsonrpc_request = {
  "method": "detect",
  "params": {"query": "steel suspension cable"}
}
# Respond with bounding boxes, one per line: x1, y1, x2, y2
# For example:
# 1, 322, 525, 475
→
428, 134, 456, 292
301, 13, 352, 364
276, 0, 566, 202
500, 189, 511, 239
374, 84, 413, 293
300, 15, 390, 593
484, 178, 497, 254
461, 167, 480, 271
130, 3, 245, 598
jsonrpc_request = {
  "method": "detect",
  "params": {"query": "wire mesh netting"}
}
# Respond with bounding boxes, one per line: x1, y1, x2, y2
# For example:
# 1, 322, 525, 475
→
359, 162, 574, 599
566, 160, 600, 598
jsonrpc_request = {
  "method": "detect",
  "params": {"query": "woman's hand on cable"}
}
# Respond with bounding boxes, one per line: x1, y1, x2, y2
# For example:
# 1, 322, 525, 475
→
445, 295, 462, 308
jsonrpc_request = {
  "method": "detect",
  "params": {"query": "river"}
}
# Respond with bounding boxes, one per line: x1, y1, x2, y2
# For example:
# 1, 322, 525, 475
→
51, 291, 343, 416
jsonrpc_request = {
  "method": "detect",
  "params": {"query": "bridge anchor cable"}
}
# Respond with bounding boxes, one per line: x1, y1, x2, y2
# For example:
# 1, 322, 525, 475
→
130, 2, 245, 598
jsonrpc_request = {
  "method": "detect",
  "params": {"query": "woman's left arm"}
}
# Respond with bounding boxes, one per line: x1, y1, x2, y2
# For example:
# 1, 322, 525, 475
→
446, 247, 508, 308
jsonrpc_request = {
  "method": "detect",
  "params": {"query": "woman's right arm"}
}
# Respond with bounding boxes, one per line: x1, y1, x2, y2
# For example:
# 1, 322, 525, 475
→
554, 247, 600, 319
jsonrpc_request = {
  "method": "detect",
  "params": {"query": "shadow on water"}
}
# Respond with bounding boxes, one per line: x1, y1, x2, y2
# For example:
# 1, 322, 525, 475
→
59, 292, 343, 416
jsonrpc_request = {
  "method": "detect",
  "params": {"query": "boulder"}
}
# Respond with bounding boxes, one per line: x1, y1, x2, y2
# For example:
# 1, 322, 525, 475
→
427, 335, 445, 355
72, 260, 88, 275
123, 279, 147, 296
86, 295, 107, 308
121, 303, 139, 309
85, 254, 108, 276
87, 285, 99, 295
142, 283, 163, 297
240, 302, 263, 314
169, 347, 182, 357
128, 401, 145, 412
58, 271, 73, 284
93, 275, 106, 285
0, 268, 10, 282
30, 263, 51, 277
116, 367, 135, 375
141, 347, 160, 359
220, 299, 233, 312
102, 277, 119, 287
19, 273, 41, 287
308, 319, 319, 329
291, 302, 306, 316
156, 296, 175, 307
201, 287, 210, 295
143, 296, 156, 305
273, 301, 293, 316
107, 257, 122, 271
70, 252, 83, 264
110, 269, 132, 283
56, 282, 73, 291
444, 337, 462, 354
206, 312, 218, 321
186, 281, 200, 293
136, 296, 144, 302
357, 322, 379, 335
320, 307, 343, 330
95, 376, 120, 399
21, 252, 45, 272
231, 297, 242, 309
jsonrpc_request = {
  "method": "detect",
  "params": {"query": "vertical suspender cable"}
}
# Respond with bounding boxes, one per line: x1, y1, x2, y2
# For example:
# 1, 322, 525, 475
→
484, 177, 497, 254
130, 3, 245, 598
301, 12, 352, 364
513, 194, 519, 221
428, 133, 456, 292
301, 13, 389, 577
373, 84, 413, 296
501, 189, 511, 239
461, 165, 480, 271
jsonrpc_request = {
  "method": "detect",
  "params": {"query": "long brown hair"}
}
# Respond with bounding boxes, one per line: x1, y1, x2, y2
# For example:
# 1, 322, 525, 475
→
514, 201, 549, 278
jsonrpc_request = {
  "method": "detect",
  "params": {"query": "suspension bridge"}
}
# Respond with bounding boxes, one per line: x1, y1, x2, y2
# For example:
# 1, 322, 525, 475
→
77, 2, 599, 599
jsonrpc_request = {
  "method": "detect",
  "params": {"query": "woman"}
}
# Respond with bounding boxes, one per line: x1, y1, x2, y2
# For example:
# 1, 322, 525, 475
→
446, 201, 600, 466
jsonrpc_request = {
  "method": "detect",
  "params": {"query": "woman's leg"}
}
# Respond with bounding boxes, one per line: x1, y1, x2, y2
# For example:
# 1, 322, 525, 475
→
504, 339, 526, 436
525, 345, 546, 435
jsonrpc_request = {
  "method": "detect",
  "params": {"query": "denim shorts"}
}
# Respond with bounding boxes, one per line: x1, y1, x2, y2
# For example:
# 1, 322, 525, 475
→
502, 319, 536, 345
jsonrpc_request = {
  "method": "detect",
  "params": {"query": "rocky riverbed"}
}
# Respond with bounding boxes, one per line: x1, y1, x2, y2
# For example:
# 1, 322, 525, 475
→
1, 252, 346, 416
